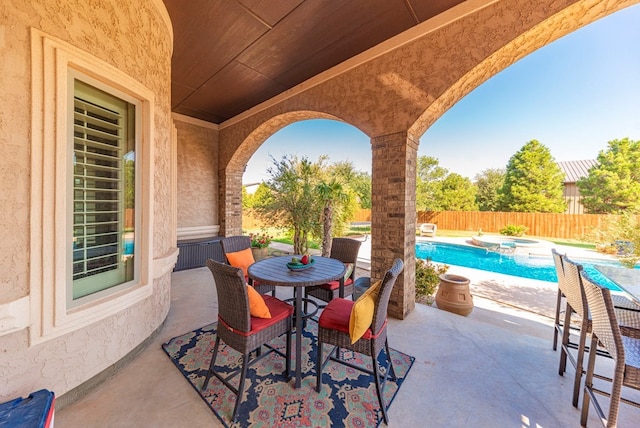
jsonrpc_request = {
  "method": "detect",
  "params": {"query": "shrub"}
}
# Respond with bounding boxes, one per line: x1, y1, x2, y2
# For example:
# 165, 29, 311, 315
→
589, 212, 640, 268
415, 258, 449, 304
500, 224, 528, 237
249, 232, 272, 248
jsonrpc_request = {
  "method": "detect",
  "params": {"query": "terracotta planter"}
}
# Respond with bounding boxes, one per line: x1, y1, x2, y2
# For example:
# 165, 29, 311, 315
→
251, 247, 268, 261
435, 274, 473, 316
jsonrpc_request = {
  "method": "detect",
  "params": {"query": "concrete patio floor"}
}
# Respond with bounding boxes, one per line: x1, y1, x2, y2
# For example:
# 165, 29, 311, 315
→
56, 240, 640, 427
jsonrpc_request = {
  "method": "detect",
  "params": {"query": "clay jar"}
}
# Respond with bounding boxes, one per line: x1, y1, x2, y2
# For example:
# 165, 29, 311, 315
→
435, 274, 473, 316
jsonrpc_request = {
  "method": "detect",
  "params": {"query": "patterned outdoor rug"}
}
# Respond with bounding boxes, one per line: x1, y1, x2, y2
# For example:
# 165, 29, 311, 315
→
162, 321, 414, 427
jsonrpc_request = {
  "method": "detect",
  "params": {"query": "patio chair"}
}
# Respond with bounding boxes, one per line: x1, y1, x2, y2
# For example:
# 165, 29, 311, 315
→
556, 255, 640, 407
553, 249, 639, 353
202, 260, 293, 422
305, 237, 361, 305
580, 271, 640, 427
419, 223, 437, 237
221, 235, 275, 296
315, 258, 404, 425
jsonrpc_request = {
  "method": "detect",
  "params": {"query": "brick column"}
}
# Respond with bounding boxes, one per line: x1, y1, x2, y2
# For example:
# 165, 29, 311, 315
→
219, 168, 243, 236
371, 132, 417, 319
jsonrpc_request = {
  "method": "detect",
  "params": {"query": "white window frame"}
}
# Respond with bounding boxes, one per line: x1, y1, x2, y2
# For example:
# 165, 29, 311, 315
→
68, 74, 140, 306
30, 29, 154, 345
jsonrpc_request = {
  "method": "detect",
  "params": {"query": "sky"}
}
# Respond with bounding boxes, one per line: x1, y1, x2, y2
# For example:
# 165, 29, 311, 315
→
243, 4, 640, 185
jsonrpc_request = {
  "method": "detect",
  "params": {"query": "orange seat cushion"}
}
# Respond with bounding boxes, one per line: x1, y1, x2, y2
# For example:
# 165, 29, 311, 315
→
249, 295, 293, 333
246, 285, 271, 318
226, 248, 255, 277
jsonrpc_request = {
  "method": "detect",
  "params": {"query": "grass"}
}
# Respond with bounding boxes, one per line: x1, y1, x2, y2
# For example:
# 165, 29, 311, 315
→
245, 224, 368, 250
246, 226, 598, 251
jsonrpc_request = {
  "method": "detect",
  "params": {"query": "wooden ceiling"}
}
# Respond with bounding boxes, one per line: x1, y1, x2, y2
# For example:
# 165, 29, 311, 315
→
163, 0, 465, 124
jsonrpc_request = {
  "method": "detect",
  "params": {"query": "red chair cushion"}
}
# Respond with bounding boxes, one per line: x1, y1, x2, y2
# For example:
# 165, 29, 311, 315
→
249, 296, 293, 333
319, 298, 378, 341
317, 277, 353, 291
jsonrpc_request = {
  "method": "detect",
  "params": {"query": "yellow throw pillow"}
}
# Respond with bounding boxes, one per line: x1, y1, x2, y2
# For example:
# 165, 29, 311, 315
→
246, 285, 271, 319
348, 280, 382, 344
226, 248, 255, 277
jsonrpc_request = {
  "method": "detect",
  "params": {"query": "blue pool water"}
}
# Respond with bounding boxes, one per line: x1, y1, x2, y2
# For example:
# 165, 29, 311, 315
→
416, 241, 631, 291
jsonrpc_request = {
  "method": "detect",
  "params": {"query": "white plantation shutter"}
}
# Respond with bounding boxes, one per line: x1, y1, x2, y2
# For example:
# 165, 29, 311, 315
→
72, 81, 134, 300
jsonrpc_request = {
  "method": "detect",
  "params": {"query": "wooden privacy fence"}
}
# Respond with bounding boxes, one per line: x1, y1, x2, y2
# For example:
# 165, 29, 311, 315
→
417, 211, 616, 240
243, 208, 630, 240
243, 208, 372, 230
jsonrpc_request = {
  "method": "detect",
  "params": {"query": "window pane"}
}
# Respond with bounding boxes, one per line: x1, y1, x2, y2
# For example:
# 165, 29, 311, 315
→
72, 80, 135, 300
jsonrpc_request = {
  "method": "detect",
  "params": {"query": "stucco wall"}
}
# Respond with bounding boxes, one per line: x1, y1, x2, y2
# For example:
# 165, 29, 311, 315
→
0, 0, 173, 401
175, 118, 219, 232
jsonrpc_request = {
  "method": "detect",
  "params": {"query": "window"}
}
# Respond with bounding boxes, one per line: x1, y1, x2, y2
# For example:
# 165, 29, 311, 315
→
30, 29, 156, 344
71, 80, 137, 302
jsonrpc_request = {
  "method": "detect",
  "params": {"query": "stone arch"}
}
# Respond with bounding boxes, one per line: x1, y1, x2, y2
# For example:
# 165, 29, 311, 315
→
410, 0, 639, 138
220, 110, 369, 235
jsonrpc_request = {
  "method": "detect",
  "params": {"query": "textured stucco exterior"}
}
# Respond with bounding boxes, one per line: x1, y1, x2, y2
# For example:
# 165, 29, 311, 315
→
175, 118, 219, 232
0, 0, 173, 401
0, 0, 638, 407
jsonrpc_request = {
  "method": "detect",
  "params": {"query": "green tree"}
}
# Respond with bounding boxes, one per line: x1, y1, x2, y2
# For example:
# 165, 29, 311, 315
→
474, 168, 505, 211
327, 161, 371, 209
439, 173, 478, 211
588, 211, 640, 268
254, 155, 323, 254
350, 171, 372, 209
577, 138, 640, 214
416, 156, 448, 211
241, 185, 252, 209
498, 140, 566, 213
316, 179, 349, 256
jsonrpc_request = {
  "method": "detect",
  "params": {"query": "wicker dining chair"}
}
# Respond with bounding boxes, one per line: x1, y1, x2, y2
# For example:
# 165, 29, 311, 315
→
552, 249, 569, 352
557, 255, 640, 407
580, 271, 640, 427
305, 237, 361, 305
221, 235, 276, 296
202, 260, 293, 422
316, 258, 404, 425
553, 249, 639, 352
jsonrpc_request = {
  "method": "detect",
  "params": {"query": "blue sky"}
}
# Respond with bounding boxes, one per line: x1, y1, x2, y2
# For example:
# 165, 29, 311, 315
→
243, 4, 640, 185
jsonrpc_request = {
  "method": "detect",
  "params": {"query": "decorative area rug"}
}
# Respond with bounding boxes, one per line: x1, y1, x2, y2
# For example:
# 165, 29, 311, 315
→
162, 321, 414, 427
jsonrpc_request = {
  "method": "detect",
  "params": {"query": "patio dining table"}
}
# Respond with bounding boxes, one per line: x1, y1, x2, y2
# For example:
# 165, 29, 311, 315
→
594, 265, 640, 306
248, 255, 346, 388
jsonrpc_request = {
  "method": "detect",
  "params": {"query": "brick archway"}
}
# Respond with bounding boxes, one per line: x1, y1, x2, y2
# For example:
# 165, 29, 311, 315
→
219, 111, 367, 235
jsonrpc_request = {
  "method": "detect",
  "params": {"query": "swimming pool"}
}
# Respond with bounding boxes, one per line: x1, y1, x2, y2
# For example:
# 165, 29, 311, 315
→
415, 241, 631, 291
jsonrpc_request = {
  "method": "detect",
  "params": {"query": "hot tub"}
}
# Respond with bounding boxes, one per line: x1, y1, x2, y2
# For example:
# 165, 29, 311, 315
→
471, 235, 544, 249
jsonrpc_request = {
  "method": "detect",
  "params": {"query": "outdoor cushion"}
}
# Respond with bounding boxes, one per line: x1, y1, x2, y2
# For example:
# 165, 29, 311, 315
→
318, 298, 354, 333
249, 295, 293, 333
349, 280, 382, 343
343, 263, 354, 281
246, 285, 271, 319
226, 248, 255, 277
317, 277, 354, 291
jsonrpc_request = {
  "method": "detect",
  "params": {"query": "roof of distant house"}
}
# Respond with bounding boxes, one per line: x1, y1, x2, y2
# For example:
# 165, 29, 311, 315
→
557, 159, 598, 183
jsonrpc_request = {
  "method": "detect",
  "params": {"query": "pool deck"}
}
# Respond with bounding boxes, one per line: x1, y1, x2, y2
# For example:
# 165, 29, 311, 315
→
57, 236, 640, 427
271, 235, 611, 320
415, 236, 623, 319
